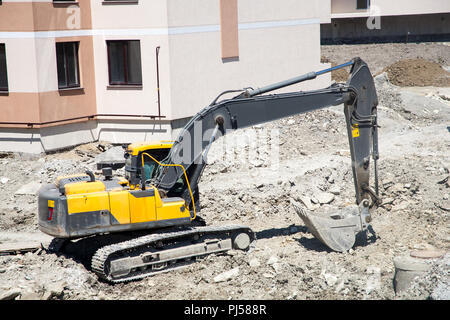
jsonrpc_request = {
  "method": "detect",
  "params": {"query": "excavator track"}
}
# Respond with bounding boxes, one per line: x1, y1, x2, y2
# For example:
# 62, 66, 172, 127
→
91, 225, 254, 283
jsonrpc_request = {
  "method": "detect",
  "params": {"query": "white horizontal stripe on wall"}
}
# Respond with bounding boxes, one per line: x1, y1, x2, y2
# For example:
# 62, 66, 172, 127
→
0, 18, 321, 39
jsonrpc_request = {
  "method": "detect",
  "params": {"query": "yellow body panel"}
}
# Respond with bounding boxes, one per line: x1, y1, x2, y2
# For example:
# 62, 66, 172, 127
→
157, 200, 189, 221
109, 191, 131, 225
60, 168, 190, 225
67, 191, 110, 215
129, 192, 157, 223
65, 181, 106, 195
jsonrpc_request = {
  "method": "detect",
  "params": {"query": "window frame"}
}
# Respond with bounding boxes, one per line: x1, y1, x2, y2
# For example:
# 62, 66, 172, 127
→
56, 41, 81, 90
106, 40, 143, 87
0, 43, 9, 92
356, 0, 370, 10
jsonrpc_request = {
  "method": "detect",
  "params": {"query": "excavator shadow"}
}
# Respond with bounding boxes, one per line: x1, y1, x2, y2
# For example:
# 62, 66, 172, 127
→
47, 225, 378, 276
255, 224, 308, 240
47, 230, 154, 272
255, 224, 335, 253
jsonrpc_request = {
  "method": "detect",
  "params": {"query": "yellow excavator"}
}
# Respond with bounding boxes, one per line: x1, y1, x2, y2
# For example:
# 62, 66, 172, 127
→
38, 58, 380, 283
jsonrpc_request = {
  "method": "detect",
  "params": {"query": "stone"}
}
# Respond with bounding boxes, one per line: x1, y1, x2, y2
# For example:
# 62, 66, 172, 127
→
249, 258, 260, 268
19, 292, 42, 300
329, 186, 341, 195
410, 249, 446, 259
15, 181, 42, 195
321, 271, 338, 287
95, 146, 125, 164
298, 196, 315, 210
315, 192, 335, 205
263, 272, 275, 278
272, 263, 282, 274
213, 267, 239, 283
44, 281, 67, 299
0, 289, 21, 300
267, 256, 278, 265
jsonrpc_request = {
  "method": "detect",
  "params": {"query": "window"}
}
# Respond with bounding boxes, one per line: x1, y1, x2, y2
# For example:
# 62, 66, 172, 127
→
103, 0, 138, 3
0, 44, 8, 92
356, 0, 370, 10
56, 42, 80, 89
107, 40, 142, 86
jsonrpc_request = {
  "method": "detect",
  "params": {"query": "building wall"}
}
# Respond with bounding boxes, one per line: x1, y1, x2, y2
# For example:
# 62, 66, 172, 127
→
166, 0, 330, 120
325, 0, 450, 43
0, 0, 98, 152
0, 1, 97, 124
0, 0, 330, 153
89, 0, 172, 144
331, 0, 450, 17
322, 12, 450, 44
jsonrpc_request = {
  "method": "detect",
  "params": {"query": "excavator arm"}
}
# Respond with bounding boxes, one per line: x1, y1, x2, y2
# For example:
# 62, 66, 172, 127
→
151, 57, 380, 252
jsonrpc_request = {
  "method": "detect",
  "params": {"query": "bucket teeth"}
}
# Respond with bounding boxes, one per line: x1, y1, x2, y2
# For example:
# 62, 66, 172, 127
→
291, 200, 364, 252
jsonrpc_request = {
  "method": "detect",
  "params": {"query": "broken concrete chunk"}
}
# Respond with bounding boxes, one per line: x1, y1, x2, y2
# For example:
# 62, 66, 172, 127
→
249, 258, 260, 268
329, 186, 341, 195
213, 267, 239, 283
95, 146, 124, 164
298, 196, 315, 210
0, 289, 21, 300
321, 271, 338, 287
267, 256, 279, 265
316, 192, 335, 205
15, 181, 42, 195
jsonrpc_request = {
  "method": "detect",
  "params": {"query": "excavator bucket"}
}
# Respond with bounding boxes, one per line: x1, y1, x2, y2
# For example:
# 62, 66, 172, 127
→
291, 200, 371, 252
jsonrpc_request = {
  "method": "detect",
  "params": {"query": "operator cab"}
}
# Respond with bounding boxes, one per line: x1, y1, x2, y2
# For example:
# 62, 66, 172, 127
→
124, 141, 173, 188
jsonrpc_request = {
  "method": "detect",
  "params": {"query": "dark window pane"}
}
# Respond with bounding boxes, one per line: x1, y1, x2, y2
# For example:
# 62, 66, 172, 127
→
56, 44, 67, 88
107, 40, 142, 86
66, 43, 79, 86
0, 44, 8, 91
357, 0, 369, 9
56, 42, 80, 89
108, 42, 126, 84
127, 41, 142, 85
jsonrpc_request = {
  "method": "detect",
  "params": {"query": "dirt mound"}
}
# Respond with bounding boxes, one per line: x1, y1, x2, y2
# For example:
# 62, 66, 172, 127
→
384, 59, 450, 87
321, 56, 350, 82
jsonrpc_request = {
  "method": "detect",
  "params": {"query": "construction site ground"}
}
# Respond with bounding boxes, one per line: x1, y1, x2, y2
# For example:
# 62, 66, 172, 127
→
0, 42, 449, 301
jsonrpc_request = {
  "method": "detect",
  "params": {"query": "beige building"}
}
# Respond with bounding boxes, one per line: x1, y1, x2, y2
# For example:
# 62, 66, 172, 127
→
323, 0, 450, 43
0, 0, 332, 153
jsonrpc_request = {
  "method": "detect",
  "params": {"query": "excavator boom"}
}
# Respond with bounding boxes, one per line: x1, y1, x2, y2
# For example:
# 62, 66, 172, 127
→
153, 57, 379, 252
152, 58, 378, 251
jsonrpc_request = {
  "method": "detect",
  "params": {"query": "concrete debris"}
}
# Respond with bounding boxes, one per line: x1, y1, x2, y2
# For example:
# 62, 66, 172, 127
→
213, 267, 240, 283
248, 258, 260, 268
0, 289, 21, 301
297, 196, 316, 211
321, 270, 338, 287
315, 192, 335, 205
0, 43, 449, 300
14, 181, 42, 195
94, 146, 125, 164
267, 256, 279, 266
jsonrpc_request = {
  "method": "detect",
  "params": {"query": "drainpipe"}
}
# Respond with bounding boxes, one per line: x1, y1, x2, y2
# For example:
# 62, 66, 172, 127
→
156, 46, 161, 118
